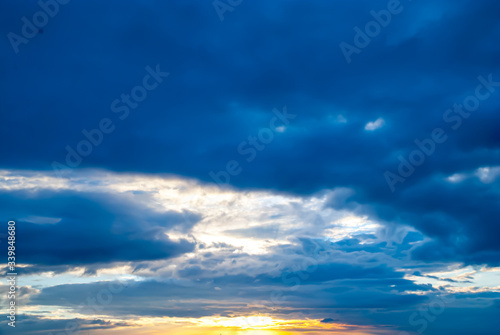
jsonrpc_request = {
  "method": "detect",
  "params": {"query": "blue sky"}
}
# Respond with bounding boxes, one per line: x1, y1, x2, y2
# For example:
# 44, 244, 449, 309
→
0, 0, 499, 334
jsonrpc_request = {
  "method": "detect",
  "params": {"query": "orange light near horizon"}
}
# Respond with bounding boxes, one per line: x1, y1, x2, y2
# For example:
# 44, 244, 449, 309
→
195, 315, 349, 331
99, 315, 376, 335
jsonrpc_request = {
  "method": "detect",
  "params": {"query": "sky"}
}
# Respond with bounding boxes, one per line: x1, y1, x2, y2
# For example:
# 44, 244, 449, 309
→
0, 0, 499, 334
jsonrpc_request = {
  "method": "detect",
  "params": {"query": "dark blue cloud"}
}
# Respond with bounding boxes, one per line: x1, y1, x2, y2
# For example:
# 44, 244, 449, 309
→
0, 189, 196, 266
320, 318, 337, 323
1, 0, 499, 334
0, 315, 128, 335
1, 1, 499, 269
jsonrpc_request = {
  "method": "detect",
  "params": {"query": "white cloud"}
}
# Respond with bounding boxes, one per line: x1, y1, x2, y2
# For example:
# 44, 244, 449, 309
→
364, 117, 385, 131
446, 173, 467, 183
475, 166, 500, 183
0, 169, 375, 256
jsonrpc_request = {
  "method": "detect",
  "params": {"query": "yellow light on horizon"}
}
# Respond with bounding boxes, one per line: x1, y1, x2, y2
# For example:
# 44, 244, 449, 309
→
194, 315, 349, 332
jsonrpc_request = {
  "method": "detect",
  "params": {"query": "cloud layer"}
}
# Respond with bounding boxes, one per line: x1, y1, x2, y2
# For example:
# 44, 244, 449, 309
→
1, 0, 499, 334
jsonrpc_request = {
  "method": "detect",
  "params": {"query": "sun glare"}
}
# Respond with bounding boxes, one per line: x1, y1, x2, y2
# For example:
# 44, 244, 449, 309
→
195, 315, 348, 332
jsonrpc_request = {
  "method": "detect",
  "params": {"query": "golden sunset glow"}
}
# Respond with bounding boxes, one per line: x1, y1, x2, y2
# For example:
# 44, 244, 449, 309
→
97, 315, 376, 335
196, 315, 348, 330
